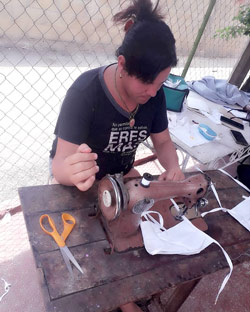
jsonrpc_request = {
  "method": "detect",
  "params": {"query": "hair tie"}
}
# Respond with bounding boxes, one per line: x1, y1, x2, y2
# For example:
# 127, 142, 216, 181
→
124, 19, 134, 32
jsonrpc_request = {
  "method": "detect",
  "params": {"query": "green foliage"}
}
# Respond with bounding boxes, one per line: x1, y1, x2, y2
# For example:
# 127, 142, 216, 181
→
215, 5, 250, 40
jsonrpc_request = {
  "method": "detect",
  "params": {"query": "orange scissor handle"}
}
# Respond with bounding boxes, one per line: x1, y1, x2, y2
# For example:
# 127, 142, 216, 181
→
61, 213, 76, 242
39, 214, 65, 247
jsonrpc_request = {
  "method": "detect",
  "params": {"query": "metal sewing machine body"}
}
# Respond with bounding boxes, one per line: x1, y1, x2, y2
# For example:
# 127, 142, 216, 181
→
98, 172, 210, 252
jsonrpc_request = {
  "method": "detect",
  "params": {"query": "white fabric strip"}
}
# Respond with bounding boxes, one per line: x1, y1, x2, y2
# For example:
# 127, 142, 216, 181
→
211, 240, 233, 304
201, 207, 226, 217
170, 197, 180, 212
210, 181, 224, 208
201, 178, 227, 217
171, 197, 233, 304
179, 212, 233, 304
219, 168, 250, 193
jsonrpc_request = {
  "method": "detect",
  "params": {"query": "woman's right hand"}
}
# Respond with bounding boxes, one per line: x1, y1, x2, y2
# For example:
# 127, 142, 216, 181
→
64, 144, 99, 191
52, 139, 99, 192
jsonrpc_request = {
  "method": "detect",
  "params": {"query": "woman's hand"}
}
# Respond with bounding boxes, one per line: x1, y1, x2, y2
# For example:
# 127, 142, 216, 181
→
150, 130, 185, 182
158, 167, 185, 181
52, 139, 99, 192
63, 143, 99, 191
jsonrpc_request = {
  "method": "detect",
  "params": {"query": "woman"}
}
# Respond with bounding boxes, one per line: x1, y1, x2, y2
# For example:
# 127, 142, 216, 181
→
51, 0, 183, 189
51, 1, 184, 309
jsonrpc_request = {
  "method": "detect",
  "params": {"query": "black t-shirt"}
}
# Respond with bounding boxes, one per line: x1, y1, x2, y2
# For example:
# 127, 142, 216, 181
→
51, 65, 168, 179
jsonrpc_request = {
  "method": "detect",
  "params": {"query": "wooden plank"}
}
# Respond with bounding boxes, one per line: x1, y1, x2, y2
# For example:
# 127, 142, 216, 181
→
40, 241, 175, 300
40, 202, 250, 301
202, 170, 245, 190
159, 279, 201, 312
25, 208, 106, 254
205, 212, 250, 246
18, 183, 99, 215
200, 186, 248, 212
43, 241, 250, 312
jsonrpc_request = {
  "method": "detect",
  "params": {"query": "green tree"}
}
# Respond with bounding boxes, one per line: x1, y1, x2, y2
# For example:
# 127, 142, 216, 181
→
216, 5, 250, 92
215, 5, 250, 40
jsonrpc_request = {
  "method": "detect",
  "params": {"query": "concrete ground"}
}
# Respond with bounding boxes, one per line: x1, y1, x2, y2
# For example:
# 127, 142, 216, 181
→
1, 154, 250, 312
0, 211, 46, 312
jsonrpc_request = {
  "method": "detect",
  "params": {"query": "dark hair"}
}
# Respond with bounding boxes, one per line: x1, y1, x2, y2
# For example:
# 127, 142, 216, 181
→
113, 0, 177, 83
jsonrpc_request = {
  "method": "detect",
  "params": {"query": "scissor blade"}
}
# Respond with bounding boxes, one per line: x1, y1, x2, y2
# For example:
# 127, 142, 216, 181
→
60, 247, 73, 276
62, 246, 83, 274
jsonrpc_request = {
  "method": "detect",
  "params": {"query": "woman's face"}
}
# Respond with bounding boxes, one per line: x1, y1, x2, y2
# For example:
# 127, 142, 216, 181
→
123, 66, 171, 104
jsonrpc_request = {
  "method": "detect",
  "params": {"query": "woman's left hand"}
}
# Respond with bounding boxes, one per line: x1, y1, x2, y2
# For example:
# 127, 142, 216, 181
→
158, 167, 185, 181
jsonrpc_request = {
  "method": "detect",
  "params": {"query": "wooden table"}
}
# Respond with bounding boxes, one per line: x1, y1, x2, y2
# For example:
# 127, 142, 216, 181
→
18, 170, 250, 312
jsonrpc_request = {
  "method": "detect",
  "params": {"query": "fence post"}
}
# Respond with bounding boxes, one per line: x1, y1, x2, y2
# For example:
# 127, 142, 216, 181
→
228, 39, 250, 90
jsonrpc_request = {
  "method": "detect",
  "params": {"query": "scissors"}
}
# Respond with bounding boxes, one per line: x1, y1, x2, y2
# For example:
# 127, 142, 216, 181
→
39, 213, 83, 275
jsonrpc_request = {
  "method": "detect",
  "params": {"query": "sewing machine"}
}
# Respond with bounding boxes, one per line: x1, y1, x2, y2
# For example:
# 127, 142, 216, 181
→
98, 172, 211, 252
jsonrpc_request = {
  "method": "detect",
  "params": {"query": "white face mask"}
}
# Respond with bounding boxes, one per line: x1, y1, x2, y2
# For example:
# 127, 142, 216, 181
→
201, 181, 250, 232
141, 211, 215, 255
228, 197, 250, 230
140, 209, 232, 304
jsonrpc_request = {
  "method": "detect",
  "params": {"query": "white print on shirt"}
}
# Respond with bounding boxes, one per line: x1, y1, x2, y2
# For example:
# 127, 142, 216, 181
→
103, 123, 148, 154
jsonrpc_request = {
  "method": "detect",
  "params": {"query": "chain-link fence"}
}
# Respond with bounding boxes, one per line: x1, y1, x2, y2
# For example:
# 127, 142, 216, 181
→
1, 0, 249, 211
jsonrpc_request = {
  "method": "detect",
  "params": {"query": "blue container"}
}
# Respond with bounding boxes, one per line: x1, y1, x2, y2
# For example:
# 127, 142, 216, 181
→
198, 124, 217, 141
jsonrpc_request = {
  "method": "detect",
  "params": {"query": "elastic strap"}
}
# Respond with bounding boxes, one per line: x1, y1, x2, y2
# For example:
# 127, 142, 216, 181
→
219, 168, 250, 193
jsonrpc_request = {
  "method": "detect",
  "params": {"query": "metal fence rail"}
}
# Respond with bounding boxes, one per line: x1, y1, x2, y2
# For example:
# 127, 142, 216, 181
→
0, 0, 249, 211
